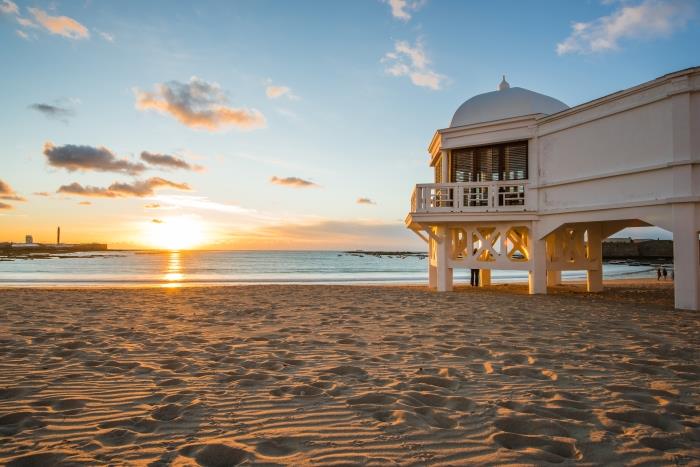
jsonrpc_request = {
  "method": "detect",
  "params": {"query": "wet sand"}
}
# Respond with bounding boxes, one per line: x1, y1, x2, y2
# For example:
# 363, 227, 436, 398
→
0, 282, 698, 465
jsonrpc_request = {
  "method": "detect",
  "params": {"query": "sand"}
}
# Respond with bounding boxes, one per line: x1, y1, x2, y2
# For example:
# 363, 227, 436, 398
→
0, 282, 698, 466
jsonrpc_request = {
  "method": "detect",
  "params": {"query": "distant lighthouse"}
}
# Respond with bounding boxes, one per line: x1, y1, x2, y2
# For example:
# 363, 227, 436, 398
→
57, 226, 61, 245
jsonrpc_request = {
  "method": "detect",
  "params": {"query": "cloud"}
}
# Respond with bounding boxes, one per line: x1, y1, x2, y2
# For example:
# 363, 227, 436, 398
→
357, 197, 376, 205
140, 151, 202, 171
265, 84, 299, 100
33, 191, 50, 197
150, 195, 256, 214
29, 103, 74, 121
78, 201, 91, 206
384, 0, 426, 21
151, 218, 164, 224
135, 77, 266, 131
27, 7, 89, 40
0, 0, 18, 15
0, 202, 12, 210
0, 179, 26, 201
556, 0, 695, 55
16, 29, 29, 40
44, 142, 146, 175
382, 39, 446, 90
98, 30, 115, 42
144, 203, 161, 209
57, 177, 191, 198
269, 176, 319, 188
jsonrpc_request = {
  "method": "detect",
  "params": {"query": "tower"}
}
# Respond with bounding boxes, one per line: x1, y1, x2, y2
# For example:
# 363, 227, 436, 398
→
57, 226, 60, 245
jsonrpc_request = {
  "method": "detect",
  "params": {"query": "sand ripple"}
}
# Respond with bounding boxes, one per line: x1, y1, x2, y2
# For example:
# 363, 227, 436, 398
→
0, 284, 698, 465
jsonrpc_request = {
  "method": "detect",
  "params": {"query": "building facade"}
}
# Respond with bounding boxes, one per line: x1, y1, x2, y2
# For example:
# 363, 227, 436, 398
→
405, 68, 700, 310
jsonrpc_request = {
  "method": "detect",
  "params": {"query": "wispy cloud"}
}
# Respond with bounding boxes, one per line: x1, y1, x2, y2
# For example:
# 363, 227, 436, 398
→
382, 39, 446, 90
140, 151, 203, 171
357, 197, 376, 205
150, 195, 256, 214
44, 142, 146, 175
29, 102, 75, 121
78, 201, 91, 206
57, 177, 191, 198
0, 202, 12, 210
265, 83, 300, 100
97, 30, 115, 43
27, 7, 89, 40
0, 0, 18, 15
33, 191, 50, 197
0, 179, 26, 201
151, 218, 164, 224
383, 0, 426, 21
135, 77, 266, 131
270, 176, 319, 188
557, 0, 695, 55
144, 203, 161, 209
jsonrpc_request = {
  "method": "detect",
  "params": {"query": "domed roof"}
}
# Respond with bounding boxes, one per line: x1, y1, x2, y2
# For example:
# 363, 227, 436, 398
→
450, 77, 568, 128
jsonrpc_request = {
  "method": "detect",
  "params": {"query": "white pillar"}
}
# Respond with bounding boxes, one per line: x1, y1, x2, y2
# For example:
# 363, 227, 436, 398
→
672, 204, 700, 310
479, 269, 491, 287
547, 270, 561, 286
435, 226, 453, 292
441, 150, 449, 183
587, 224, 604, 293
528, 226, 547, 294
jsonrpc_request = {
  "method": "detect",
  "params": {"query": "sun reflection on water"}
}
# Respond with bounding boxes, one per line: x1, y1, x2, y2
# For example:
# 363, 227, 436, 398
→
162, 250, 184, 287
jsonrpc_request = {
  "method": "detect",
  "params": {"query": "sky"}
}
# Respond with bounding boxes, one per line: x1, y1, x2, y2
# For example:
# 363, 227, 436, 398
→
0, 0, 698, 250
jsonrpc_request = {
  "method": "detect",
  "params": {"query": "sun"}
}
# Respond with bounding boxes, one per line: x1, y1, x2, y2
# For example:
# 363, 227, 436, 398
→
143, 216, 206, 250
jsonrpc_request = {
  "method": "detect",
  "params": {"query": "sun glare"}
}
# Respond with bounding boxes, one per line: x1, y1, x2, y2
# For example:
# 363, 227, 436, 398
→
144, 216, 206, 250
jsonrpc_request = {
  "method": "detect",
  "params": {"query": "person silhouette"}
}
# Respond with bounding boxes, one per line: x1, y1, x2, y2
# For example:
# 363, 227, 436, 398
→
662, 267, 668, 281
657, 267, 662, 281
470, 268, 480, 287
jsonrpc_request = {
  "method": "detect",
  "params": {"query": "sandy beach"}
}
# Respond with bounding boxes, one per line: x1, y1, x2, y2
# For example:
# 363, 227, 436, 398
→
1, 281, 698, 466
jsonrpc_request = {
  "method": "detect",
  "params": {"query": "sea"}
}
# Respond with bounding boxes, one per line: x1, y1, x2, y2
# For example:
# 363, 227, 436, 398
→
0, 250, 665, 287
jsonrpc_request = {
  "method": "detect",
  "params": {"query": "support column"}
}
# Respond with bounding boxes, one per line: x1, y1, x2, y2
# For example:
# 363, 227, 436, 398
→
528, 226, 547, 294
672, 204, 700, 310
435, 226, 453, 292
547, 270, 561, 286
479, 269, 491, 287
428, 265, 437, 289
586, 224, 604, 293
428, 236, 437, 290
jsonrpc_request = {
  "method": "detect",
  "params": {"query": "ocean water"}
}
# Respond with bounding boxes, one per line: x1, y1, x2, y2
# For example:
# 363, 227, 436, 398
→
0, 250, 662, 287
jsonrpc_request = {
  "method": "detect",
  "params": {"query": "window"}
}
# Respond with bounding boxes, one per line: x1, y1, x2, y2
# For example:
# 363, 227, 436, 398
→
450, 141, 528, 182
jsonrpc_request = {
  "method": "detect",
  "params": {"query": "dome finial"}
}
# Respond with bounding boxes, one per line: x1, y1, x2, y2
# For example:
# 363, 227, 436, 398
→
499, 75, 510, 91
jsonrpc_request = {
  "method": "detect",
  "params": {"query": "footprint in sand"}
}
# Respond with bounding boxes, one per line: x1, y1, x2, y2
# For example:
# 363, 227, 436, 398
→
96, 428, 137, 446
492, 432, 579, 462
98, 416, 159, 433
6, 452, 70, 467
494, 415, 570, 437
605, 409, 680, 431
152, 403, 182, 421
179, 442, 252, 466
322, 365, 368, 380
638, 435, 682, 451
256, 436, 304, 457
0, 411, 46, 436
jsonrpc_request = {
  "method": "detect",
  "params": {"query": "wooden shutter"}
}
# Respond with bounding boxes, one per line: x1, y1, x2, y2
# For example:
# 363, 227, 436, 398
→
503, 141, 528, 180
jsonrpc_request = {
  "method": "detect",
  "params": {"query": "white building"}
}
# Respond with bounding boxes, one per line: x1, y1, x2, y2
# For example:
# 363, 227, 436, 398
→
406, 68, 700, 310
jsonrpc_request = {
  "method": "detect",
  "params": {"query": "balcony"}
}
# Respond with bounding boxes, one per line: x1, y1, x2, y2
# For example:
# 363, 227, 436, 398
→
410, 181, 529, 213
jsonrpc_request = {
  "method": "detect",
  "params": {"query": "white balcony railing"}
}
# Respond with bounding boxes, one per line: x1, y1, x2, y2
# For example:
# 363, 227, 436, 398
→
410, 181, 529, 213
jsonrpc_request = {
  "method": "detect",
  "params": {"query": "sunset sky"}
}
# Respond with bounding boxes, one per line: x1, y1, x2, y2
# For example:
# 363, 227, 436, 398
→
1, 0, 698, 249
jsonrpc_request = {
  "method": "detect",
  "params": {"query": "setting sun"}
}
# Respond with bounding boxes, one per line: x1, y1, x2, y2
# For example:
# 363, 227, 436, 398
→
143, 216, 206, 250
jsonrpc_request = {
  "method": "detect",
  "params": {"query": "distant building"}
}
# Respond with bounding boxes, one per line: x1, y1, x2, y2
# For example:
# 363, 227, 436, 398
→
406, 67, 700, 311
25, 235, 33, 244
